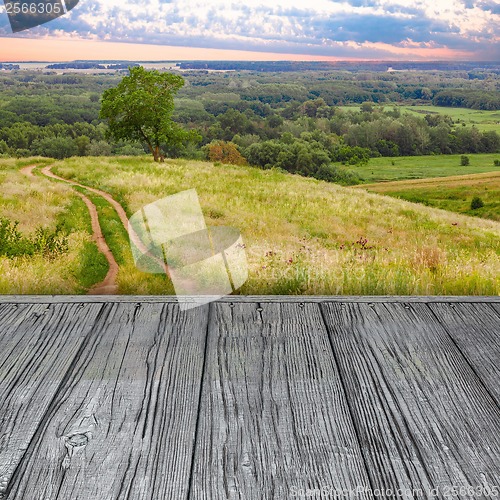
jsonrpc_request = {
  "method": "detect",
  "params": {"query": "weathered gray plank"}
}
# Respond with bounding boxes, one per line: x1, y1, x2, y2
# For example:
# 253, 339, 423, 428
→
190, 302, 372, 499
5, 302, 208, 500
321, 302, 500, 498
0, 302, 104, 499
490, 302, 500, 317
0, 303, 39, 343
428, 302, 500, 405
0, 296, 498, 304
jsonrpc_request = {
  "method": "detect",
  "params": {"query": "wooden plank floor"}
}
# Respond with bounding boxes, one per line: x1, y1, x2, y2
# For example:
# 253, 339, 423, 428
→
0, 297, 499, 499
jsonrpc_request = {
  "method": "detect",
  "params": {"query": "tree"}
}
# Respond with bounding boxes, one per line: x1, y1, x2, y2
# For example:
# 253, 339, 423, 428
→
100, 67, 191, 162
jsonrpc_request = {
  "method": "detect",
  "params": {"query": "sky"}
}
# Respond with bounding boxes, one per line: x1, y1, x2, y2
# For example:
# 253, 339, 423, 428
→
0, 0, 499, 61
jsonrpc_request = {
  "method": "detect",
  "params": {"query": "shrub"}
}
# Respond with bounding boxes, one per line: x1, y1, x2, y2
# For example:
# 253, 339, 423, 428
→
0, 218, 68, 259
314, 165, 361, 185
460, 155, 470, 166
204, 140, 247, 166
494, 159, 500, 166
32, 225, 69, 258
470, 196, 484, 210
0, 219, 30, 257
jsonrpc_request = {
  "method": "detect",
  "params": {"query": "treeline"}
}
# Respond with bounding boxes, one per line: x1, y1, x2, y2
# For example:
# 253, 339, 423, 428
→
0, 122, 145, 159
186, 99, 500, 156
178, 61, 500, 73
433, 90, 500, 110
46, 62, 140, 70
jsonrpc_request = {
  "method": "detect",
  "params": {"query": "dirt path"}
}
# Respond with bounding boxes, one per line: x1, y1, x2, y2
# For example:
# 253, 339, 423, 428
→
40, 165, 165, 267
22, 165, 119, 295
20, 165, 37, 177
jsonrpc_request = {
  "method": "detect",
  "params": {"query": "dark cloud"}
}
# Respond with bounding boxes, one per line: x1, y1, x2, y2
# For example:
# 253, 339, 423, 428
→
476, 0, 500, 14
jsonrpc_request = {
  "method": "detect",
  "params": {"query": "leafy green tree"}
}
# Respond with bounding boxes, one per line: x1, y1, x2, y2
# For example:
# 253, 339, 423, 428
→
0, 140, 9, 155
100, 67, 191, 162
75, 135, 90, 156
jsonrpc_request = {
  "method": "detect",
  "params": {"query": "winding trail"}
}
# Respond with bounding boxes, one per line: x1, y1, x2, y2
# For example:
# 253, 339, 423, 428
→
21, 165, 119, 295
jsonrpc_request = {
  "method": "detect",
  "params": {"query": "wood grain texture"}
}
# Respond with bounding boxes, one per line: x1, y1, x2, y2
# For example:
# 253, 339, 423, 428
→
0, 296, 498, 304
6, 302, 209, 500
321, 302, 500, 498
190, 302, 372, 499
0, 302, 104, 499
428, 302, 500, 405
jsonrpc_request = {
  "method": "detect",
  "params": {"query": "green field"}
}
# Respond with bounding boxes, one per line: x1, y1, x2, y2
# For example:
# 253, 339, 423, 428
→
358, 172, 500, 222
352, 153, 500, 183
339, 105, 500, 132
399, 105, 500, 132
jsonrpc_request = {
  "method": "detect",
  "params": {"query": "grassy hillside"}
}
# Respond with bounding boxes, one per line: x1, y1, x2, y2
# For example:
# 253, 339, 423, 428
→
45, 156, 500, 296
0, 158, 107, 293
354, 153, 500, 183
357, 172, 500, 222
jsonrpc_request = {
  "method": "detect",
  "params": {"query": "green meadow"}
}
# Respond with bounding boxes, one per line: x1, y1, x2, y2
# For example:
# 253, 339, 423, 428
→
358, 172, 500, 222
338, 105, 500, 132
353, 153, 500, 183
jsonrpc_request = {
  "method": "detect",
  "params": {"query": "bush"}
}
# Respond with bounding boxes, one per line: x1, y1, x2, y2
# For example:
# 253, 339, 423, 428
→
0, 219, 30, 257
494, 159, 500, 166
470, 196, 484, 210
0, 218, 68, 259
204, 140, 247, 166
460, 155, 470, 166
314, 165, 361, 185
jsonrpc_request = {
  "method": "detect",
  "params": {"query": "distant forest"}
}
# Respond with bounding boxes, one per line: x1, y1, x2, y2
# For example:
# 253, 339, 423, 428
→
0, 66, 499, 184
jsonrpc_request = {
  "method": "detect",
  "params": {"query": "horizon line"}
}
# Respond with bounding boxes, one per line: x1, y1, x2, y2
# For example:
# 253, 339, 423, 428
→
3, 58, 497, 63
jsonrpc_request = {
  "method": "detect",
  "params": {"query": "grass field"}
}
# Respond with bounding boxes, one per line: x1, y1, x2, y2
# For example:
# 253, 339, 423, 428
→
352, 153, 500, 183
338, 105, 500, 132
398, 105, 500, 132
42, 156, 500, 296
358, 171, 500, 222
0, 158, 107, 293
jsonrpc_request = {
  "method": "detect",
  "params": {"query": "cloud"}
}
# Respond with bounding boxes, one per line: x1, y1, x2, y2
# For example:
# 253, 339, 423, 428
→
0, 0, 498, 60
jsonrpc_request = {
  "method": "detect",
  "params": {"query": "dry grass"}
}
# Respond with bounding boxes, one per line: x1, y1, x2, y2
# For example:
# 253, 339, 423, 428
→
51, 156, 500, 295
0, 159, 72, 233
358, 171, 500, 193
0, 159, 95, 294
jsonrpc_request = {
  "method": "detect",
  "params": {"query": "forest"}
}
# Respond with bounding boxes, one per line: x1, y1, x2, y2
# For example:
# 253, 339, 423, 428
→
0, 66, 499, 184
